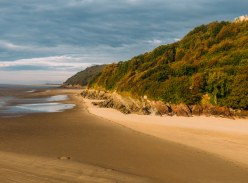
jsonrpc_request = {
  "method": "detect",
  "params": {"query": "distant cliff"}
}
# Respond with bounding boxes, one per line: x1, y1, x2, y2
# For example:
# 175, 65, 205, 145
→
63, 65, 105, 87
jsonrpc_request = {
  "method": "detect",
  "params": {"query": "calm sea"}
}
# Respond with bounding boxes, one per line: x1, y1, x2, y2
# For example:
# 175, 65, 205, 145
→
0, 84, 75, 117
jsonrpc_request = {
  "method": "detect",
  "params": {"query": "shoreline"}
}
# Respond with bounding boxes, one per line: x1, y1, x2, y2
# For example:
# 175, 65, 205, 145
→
82, 96, 248, 168
0, 89, 153, 183
1, 88, 248, 183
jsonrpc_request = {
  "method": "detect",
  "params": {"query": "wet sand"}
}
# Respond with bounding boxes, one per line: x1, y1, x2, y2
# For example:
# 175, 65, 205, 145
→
1, 89, 248, 183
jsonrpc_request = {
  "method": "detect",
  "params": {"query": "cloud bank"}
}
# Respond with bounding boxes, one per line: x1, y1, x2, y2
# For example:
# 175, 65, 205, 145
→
0, 0, 247, 83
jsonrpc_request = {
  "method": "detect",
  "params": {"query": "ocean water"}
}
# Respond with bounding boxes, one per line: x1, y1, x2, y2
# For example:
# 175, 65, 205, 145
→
0, 85, 75, 117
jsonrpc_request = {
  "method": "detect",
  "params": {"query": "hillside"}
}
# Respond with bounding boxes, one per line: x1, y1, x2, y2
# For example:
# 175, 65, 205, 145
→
63, 65, 105, 87
87, 20, 248, 110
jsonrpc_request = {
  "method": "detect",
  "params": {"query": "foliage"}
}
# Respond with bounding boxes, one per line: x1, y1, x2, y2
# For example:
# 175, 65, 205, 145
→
85, 20, 248, 109
64, 65, 105, 86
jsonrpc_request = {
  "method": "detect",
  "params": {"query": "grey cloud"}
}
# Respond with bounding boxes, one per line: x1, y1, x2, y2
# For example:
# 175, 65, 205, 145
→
1, 65, 51, 71
0, 0, 247, 83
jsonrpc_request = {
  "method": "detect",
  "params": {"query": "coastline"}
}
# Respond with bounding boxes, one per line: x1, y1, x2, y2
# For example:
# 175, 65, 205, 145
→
82, 96, 248, 168
0, 88, 152, 183
1, 88, 248, 183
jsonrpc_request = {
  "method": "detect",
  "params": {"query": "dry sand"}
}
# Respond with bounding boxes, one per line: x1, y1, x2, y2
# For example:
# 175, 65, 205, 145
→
84, 98, 248, 168
1, 88, 248, 183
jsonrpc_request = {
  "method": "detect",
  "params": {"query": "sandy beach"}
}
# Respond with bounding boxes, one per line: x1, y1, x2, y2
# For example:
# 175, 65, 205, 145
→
1, 88, 248, 183
84, 98, 248, 168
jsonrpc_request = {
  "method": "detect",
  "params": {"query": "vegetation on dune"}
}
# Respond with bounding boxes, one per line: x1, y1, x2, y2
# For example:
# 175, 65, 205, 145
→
88, 20, 248, 110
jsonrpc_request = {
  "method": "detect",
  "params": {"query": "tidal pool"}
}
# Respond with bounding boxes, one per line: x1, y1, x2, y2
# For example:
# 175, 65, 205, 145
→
0, 96, 14, 108
0, 95, 75, 117
46, 95, 69, 102
9, 103, 75, 113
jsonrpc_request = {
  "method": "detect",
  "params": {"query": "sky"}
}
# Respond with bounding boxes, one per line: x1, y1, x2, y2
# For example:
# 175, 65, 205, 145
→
0, 0, 247, 84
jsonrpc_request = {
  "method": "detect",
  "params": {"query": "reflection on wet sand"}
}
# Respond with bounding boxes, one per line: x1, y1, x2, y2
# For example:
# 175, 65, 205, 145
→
0, 94, 74, 117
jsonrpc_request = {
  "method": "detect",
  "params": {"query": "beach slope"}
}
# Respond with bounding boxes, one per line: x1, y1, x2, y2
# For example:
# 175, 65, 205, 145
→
0, 89, 248, 183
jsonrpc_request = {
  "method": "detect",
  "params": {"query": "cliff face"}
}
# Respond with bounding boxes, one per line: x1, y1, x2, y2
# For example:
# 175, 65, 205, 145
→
81, 89, 248, 118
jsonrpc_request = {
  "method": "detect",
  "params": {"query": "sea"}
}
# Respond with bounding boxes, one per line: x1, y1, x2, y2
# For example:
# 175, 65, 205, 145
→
0, 84, 75, 117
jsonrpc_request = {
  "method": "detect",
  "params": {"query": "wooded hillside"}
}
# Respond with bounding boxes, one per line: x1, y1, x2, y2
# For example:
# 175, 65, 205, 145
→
64, 65, 105, 86
88, 21, 248, 109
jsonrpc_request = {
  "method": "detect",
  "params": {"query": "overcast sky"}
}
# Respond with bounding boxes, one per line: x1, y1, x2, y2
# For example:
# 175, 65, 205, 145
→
0, 0, 247, 84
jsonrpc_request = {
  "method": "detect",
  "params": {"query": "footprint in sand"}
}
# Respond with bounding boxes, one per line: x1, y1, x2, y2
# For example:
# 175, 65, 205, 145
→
57, 156, 71, 160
